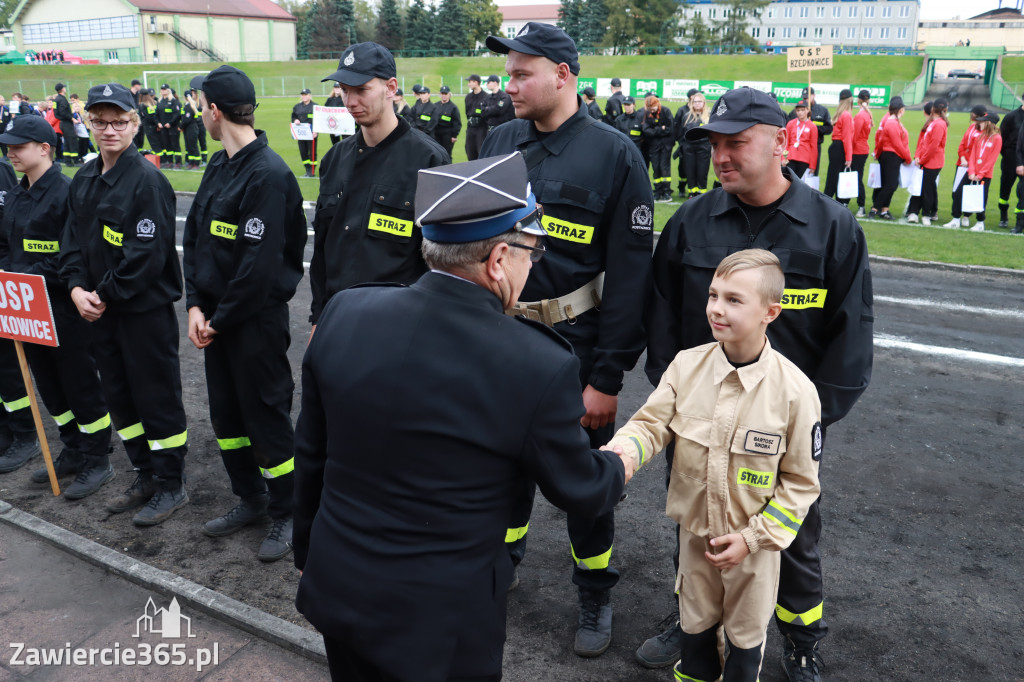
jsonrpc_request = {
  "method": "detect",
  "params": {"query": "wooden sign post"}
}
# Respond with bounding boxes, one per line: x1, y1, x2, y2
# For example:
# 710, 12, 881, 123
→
787, 45, 835, 98
0, 272, 61, 496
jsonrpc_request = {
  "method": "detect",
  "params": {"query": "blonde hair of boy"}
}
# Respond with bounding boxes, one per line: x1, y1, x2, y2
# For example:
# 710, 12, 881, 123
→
713, 249, 785, 305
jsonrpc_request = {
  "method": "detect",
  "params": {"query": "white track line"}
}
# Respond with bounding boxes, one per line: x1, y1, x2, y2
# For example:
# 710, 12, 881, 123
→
874, 333, 1024, 368
875, 295, 1024, 320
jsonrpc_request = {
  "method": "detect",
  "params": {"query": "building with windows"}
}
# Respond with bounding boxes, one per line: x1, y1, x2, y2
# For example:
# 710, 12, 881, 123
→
917, 8, 1024, 52
495, 0, 560, 40
7, 0, 296, 64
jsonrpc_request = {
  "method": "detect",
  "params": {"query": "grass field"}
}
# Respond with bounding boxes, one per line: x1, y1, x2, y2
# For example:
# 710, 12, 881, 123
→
1002, 56, 1024, 84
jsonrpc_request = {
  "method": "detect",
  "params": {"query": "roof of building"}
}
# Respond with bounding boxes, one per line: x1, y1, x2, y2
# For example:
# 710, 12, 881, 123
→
967, 7, 1023, 20
499, 5, 561, 21
10, 0, 295, 24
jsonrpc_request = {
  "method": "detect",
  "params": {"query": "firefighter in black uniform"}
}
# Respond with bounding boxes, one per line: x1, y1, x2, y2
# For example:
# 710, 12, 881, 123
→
393, 88, 413, 126
196, 96, 209, 165
309, 42, 450, 327
291, 88, 317, 177
787, 87, 832, 178
643, 94, 674, 201
997, 101, 1024, 228
464, 74, 488, 160
139, 89, 162, 157
324, 82, 347, 146
0, 155, 41, 474
184, 66, 308, 562
0, 116, 113, 498
130, 79, 144, 148
482, 75, 515, 130
583, 86, 602, 120
61, 83, 189, 527
180, 89, 202, 169
481, 22, 653, 658
603, 77, 624, 125
638, 88, 873, 682
155, 84, 181, 168
54, 83, 78, 165
294, 152, 633, 681
410, 85, 437, 135
613, 96, 644, 150
432, 84, 461, 157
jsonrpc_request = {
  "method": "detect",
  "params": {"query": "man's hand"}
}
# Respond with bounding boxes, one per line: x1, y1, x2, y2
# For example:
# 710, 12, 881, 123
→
187, 306, 214, 349
1016, 165, 1023, 177
705, 533, 751, 569
581, 385, 617, 430
71, 287, 105, 321
600, 444, 636, 484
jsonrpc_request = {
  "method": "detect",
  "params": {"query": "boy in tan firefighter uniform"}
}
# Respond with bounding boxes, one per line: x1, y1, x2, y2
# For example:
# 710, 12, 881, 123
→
606, 249, 821, 682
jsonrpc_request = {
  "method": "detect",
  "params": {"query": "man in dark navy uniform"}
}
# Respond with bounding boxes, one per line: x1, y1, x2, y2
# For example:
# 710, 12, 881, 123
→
464, 74, 488, 160
294, 153, 634, 681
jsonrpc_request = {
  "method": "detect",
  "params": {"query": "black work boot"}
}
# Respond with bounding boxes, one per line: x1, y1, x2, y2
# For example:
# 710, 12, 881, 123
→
0, 433, 41, 473
202, 495, 270, 537
106, 469, 157, 513
1013, 215, 1024, 234
574, 588, 612, 657
257, 517, 293, 562
132, 479, 188, 526
31, 448, 85, 483
635, 613, 683, 669
781, 638, 824, 682
63, 453, 114, 500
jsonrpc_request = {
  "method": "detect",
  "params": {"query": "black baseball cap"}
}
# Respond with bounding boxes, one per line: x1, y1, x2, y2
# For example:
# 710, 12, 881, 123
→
889, 96, 905, 110
795, 99, 809, 108
687, 88, 700, 98
685, 87, 787, 141
610, 77, 621, 87
486, 22, 580, 76
467, 74, 481, 83
300, 88, 311, 95
583, 86, 596, 98
858, 89, 871, 100
420, 86, 430, 94
160, 83, 171, 90
395, 88, 404, 96
323, 42, 396, 86
971, 104, 988, 117
486, 75, 501, 84
54, 83, 65, 92
412, 84, 423, 94
978, 112, 1000, 123
839, 88, 853, 100
190, 65, 257, 110
85, 83, 136, 112
801, 87, 815, 97
131, 79, 142, 86
623, 96, 635, 105
923, 101, 933, 115
0, 115, 57, 147
439, 85, 450, 94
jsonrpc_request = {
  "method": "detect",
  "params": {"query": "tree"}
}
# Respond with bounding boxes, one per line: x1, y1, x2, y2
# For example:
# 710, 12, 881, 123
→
715, 0, 770, 51
435, 0, 468, 51
601, 0, 679, 54
375, 0, 405, 50
679, 12, 716, 50
353, 0, 377, 44
558, 0, 607, 51
404, 0, 436, 54
463, 0, 502, 48
298, 0, 357, 59
557, 0, 583, 38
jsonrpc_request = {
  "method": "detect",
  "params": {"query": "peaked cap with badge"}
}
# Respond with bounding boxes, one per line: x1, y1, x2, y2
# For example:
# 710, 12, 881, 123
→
486, 22, 580, 75
323, 42, 397, 87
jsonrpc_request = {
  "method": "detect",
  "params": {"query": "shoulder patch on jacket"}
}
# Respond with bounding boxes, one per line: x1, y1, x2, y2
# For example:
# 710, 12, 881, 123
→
513, 316, 574, 352
136, 218, 156, 241
812, 422, 823, 461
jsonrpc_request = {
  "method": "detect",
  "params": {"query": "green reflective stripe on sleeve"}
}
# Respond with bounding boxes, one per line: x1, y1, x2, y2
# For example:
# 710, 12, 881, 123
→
260, 457, 294, 479
217, 436, 252, 451
78, 413, 111, 434
674, 669, 712, 682
117, 422, 145, 441
764, 499, 801, 536
53, 410, 75, 426
3, 396, 30, 412
627, 435, 646, 467
148, 430, 187, 450
505, 523, 529, 543
571, 544, 613, 570
775, 601, 823, 626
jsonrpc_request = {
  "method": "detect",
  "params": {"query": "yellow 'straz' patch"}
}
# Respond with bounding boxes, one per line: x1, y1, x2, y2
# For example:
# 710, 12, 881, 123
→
103, 225, 123, 247
541, 215, 594, 244
368, 213, 413, 237
210, 221, 238, 240
736, 468, 774, 489
781, 288, 827, 309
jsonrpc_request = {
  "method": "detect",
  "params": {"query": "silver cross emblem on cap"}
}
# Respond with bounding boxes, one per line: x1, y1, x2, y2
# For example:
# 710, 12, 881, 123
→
716, 102, 727, 116
518, 25, 529, 37
344, 53, 355, 66
103, 85, 112, 96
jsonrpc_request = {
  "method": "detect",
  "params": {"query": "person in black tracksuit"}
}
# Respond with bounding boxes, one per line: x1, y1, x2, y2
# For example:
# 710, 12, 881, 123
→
432, 85, 461, 157
0, 116, 112, 498
0, 158, 41, 473
640, 88, 873, 682
324, 83, 348, 147
674, 93, 711, 200
481, 22, 653, 658
410, 86, 437, 135
643, 96, 674, 201
291, 89, 317, 177
997, 103, 1024, 228
61, 83, 189, 527
464, 75, 488, 160
54, 83, 78, 165
482, 75, 515, 130
184, 65, 308, 562
139, 90, 162, 157
603, 79, 624, 125
180, 90, 202, 169
155, 85, 181, 168
583, 87, 602, 120
613, 97, 644, 151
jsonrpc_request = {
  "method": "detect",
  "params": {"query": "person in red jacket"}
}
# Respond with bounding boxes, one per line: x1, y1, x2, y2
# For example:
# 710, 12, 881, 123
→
947, 113, 1002, 231
907, 99, 948, 226
823, 89, 855, 203
783, 100, 817, 180
871, 96, 911, 220
946, 105, 987, 228
851, 89, 873, 216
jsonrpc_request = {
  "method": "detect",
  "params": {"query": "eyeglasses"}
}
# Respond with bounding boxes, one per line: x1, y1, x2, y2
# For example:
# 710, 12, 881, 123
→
90, 119, 131, 131
508, 241, 547, 263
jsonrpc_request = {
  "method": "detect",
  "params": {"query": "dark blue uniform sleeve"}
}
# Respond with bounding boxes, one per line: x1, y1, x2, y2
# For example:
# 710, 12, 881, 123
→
59, 187, 89, 293
644, 215, 684, 386
293, 330, 327, 571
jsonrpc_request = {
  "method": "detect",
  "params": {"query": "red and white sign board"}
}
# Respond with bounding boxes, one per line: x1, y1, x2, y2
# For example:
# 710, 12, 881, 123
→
0, 272, 59, 347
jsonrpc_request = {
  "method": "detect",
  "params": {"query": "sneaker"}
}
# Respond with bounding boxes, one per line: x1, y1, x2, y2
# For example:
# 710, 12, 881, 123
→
635, 613, 683, 669
781, 640, 824, 682
855, 207, 866, 218
132, 483, 188, 526
574, 589, 612, 657
257, 517, 293, 562
0, 434, 42, 473
961, 216, 970, 227
943, 218, 961, 228
879, 211, 894, 220
106, 470, 157, 513
970, 223, 985, 232
922, 216, 932, 226
999, 219, 1009, 228
63, 459, 114, 500
202, 496, 270, 537
31, 448, 85, 483
906, 213, 919, 223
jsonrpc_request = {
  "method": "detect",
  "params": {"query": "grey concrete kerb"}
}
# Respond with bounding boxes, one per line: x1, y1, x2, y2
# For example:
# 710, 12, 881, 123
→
0, 499, 326, 665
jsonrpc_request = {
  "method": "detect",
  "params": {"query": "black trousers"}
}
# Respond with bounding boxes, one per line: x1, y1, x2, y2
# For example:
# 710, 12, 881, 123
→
91, 305, 187, 483
507, 354, 618, 593
951, 176, 992, 222
678, 624, 764, 682
465, 126, 487, 161
998, 155, 1021, 218
198, 124, 208, 162
24, 311, 110, 458
182, 124, 201, 167
649, 144, 672, 194
59, 120, 78, 162
681, 146, 711, 196
0, 339, 35, 435
787, 160, 810, 181
871, 151, 903, 210
203, 304, 294, 519
434, 129, 456, 157
158, 127, 180, 165
822, 141, 848, 200
144, 124, 162, 156
298, 139, 317, 172
133, 128, 145, 149
322, 634, 500, 682
850, 153, 868, 208
907, 167, 941, 217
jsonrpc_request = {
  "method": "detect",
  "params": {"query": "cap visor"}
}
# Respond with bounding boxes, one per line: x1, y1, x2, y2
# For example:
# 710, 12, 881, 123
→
85, 99, 133, 111
485, 35, 545, 57
189, 75, 206, 91
685, 120, 758, 141
520, 219, 546, 237
0, 133, 33, 144
322, 69, 375, 86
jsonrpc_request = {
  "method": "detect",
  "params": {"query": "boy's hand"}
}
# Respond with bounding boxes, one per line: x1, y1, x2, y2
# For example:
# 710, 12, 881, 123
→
705, 533, 750, 569
599, 445, 635, 484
